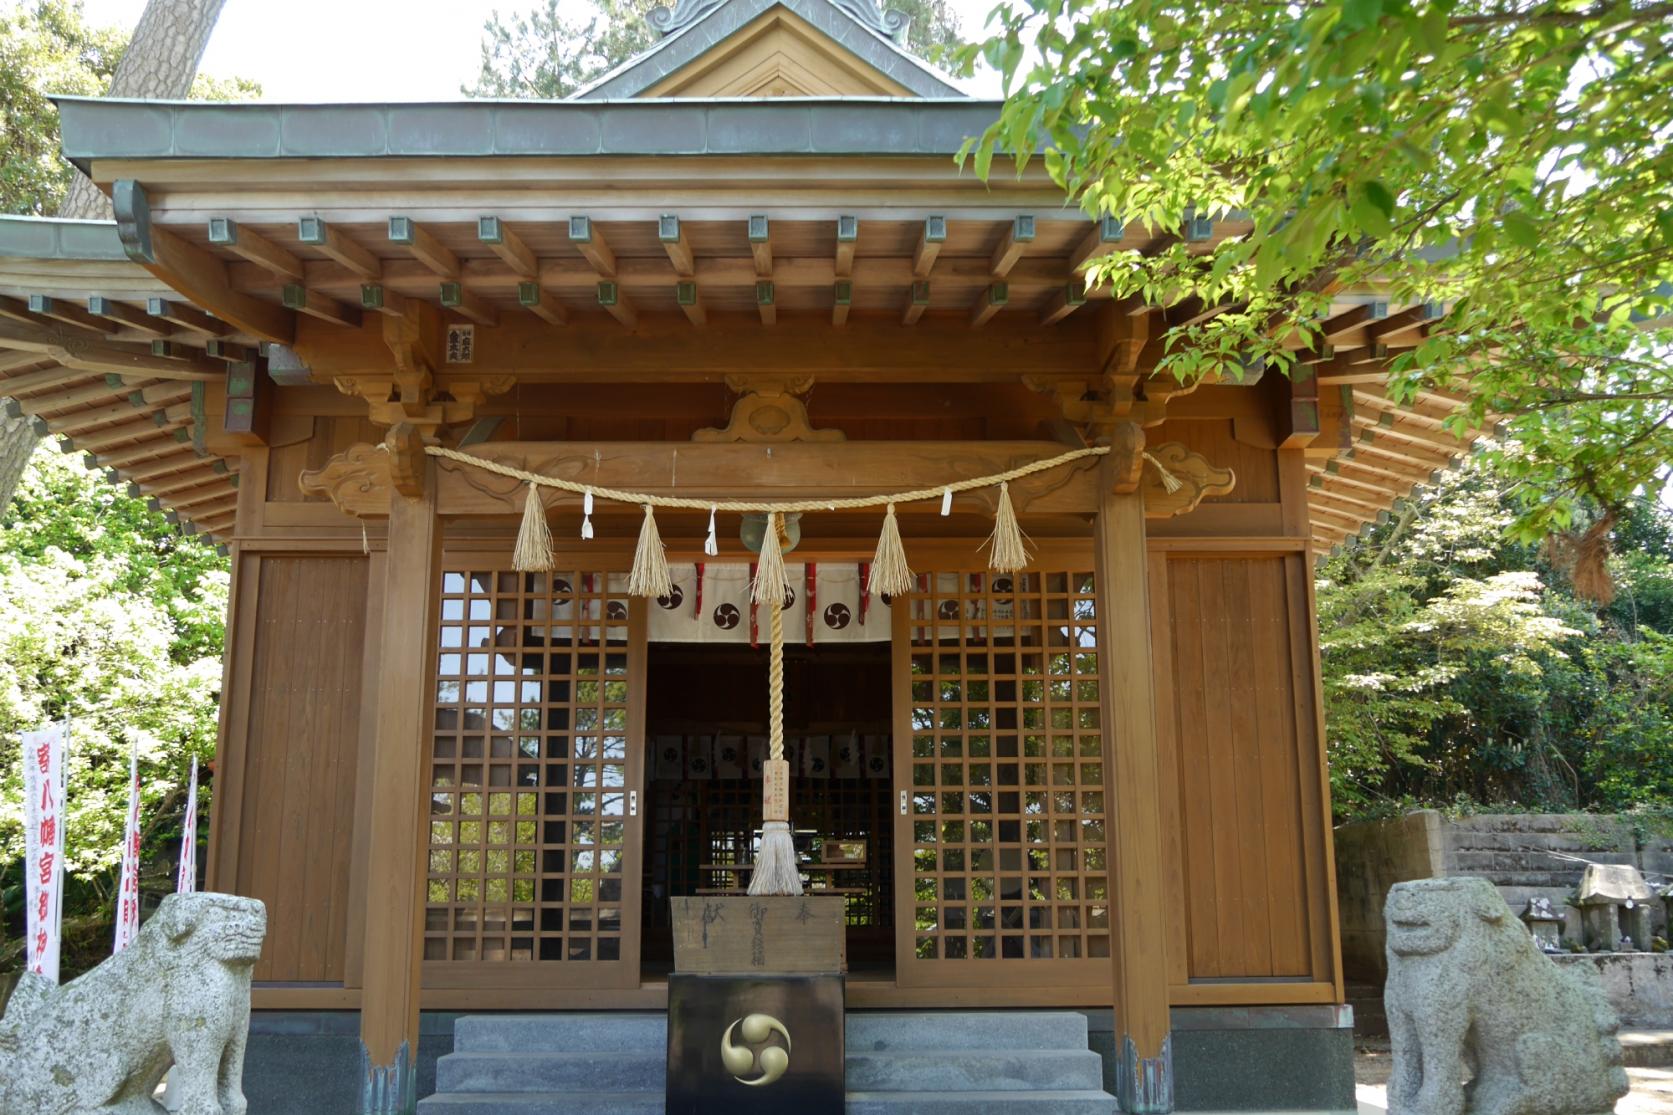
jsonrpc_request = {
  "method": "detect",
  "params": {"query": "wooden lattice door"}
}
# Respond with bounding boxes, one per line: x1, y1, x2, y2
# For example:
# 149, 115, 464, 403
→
424, 568, 645, 991
892, 566, 1114, 995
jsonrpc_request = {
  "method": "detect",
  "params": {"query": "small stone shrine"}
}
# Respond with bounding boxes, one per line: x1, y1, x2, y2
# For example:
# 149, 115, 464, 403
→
0, 892, 267, 1115
1384, 877, 1628, 1115
1520, 896, 1565, 953
1576, 863, 1655, 952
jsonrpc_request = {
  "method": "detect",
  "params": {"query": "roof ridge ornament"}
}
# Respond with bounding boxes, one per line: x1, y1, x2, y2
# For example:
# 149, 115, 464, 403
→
830, 0, 911, 44
647, 0, 910, 44
646, 0, 727, 36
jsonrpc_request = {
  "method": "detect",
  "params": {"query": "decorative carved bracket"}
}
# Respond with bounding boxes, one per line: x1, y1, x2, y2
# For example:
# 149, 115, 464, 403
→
331, 302, 513, 445
298, 442, 391, 517
1024, 376, 1169, 443
1141, 441, 1236, 517
693, 377, 845, 443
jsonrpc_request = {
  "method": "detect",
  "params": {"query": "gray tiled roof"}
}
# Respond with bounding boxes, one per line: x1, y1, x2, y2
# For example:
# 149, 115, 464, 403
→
572, 0, 964, 100
54, 97, 1001, 166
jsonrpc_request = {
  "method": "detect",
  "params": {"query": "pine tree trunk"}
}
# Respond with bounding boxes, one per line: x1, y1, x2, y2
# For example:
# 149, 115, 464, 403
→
0, 0, 227, 507
59, 0, 228, 220
0, 412, 39, 511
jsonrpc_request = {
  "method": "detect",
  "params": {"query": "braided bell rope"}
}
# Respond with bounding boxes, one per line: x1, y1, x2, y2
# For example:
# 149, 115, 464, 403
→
768, 593, 785, 762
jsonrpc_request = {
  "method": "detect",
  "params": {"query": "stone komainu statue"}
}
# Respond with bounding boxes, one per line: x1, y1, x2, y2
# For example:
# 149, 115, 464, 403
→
0, 892, 267, 1115
1384, 878, 1629, 1115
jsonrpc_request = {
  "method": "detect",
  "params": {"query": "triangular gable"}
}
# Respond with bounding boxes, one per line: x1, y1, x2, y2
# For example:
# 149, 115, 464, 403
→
573, 0, 964, 100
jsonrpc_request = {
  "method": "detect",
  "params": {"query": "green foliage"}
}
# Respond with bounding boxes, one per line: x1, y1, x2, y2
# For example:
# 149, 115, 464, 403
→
464, 0, 661, 98
0, 448, 227, 975
464, 0, 967, 98
0, 0, 123, 215
0, 0, 259, 217
1317, 453, 1673, 820
962, 0, 1673, 536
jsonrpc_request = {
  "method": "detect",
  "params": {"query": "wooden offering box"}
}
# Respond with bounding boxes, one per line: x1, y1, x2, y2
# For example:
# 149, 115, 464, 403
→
670, 895, 847, 975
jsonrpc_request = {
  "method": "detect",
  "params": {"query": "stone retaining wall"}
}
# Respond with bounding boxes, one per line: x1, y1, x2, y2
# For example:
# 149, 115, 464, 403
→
1337, 811, 1673, 984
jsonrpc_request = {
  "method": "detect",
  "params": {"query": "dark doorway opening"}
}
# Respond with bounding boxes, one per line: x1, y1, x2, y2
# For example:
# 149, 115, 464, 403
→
640, 640, 895, 976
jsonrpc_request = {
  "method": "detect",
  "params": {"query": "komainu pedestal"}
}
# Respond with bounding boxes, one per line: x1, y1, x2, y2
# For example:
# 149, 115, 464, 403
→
1384, 877, 1628, 1115
0, 892, 267, 1115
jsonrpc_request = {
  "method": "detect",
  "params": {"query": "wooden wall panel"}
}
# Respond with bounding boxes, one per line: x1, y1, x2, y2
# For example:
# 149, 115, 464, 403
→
1160, 554, 1320, 981
221, 556, 369, 982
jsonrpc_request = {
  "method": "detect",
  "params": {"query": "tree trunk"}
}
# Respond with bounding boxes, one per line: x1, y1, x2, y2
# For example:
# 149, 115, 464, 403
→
59, 0, 228, 220
0, 0, 227, 507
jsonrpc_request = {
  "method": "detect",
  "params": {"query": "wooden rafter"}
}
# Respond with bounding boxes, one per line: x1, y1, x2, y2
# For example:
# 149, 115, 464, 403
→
299, 217, 381, 280
208, 218, 303, 281
0, 318, 223, 380
388, 216, 459, 279
114, 181, 294, 343
658, 215, 695, 278
989, 216, 1035, 279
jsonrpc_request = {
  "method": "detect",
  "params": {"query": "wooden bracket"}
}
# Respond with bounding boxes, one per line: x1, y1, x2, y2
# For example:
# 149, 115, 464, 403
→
297, 441, 392, 515
693, 376, 844, 443
385, 422, 427, 499
332, 301, 512, 434
1141, 441, 1236, 516
1103, 422, 1146, 494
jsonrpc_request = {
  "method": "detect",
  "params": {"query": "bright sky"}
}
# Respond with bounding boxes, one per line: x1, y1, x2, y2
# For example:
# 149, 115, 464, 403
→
74, 0, 1008, 100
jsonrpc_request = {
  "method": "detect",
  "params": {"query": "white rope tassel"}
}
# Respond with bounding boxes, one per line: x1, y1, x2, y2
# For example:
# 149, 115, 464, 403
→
704, 506, 719, 557
513, 484, 555, 572
752, 511, 790, 606
1144, 451, 1184, 493
580, 488, 595, 539
627, 504, 673, 599
985, 481, 1031, 573
748, 596, 803, 897
869, 503, 914, 597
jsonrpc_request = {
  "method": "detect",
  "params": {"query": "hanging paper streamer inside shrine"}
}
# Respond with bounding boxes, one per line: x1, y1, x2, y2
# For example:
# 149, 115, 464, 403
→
21, 722, 68, 983
177, 756, 199, 895
113, 745, 143, 953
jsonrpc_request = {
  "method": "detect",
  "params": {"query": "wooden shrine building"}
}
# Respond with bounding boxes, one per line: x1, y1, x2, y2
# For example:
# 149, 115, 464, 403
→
0, 2, 1476, 1110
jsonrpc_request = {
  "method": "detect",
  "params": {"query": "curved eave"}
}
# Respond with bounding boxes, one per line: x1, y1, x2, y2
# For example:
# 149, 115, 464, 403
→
53, 96, 1003, 171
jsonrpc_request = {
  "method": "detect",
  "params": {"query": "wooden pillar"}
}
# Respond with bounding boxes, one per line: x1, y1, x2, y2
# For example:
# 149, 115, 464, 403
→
356, 461, 439, 1115
1095, 461, 1174, 1114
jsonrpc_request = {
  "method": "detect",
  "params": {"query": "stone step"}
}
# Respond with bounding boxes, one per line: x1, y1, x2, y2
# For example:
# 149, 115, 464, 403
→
420, 1093, 1119, 1115
1620, 1029, 1673, 1068
452, 1012, 667, 1053
435, 1050, 667, 1093
844, 1049, 1104, 1092
417, 1092, 664, 1114
846, 1090, 1118, 1114
845, 1011, 1090, 1052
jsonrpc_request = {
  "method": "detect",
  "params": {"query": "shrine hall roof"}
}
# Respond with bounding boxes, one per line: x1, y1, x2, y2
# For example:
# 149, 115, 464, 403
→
55, 97, 1001, 169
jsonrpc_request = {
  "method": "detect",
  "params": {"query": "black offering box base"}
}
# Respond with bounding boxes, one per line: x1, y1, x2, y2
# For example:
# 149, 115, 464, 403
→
666, 895, 847, 1115
667, 972, 845, 1115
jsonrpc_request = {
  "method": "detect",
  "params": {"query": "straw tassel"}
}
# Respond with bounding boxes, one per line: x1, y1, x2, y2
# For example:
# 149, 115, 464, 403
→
752, 511, 790, 605
1144, 451, 1184, 493
868, 503, 914, 597
513, 484, 555, 572
985, 481, 1031, 573
627, 504, 673, 599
